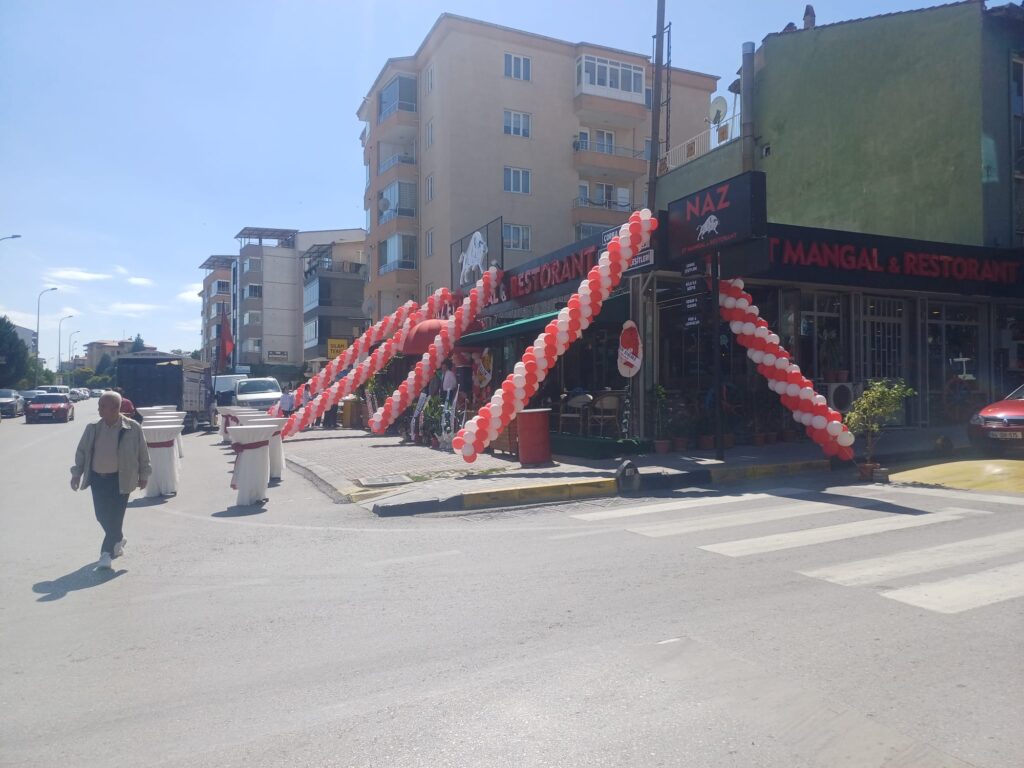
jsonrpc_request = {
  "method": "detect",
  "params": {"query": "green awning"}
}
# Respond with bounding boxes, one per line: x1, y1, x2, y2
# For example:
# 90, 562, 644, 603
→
457, 310, 560, 347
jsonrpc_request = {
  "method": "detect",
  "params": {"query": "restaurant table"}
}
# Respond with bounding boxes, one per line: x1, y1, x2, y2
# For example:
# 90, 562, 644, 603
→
226, 424, 277, 505
139, 412, 186, 457
245, 417, 287, 481
217, 406, 263, 443
142, 424, 183, 497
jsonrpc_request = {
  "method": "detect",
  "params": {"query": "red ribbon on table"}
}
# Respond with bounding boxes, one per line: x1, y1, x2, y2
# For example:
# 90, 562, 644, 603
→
224, 413, 240, 427
146, 440, 176, 449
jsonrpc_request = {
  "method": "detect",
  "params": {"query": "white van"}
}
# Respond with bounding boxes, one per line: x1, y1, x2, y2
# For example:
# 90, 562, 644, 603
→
39, 385, 71, 396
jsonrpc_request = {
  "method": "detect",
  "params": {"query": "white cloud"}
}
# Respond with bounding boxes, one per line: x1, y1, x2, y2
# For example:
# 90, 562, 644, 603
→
44, 267, 112, 282
175, 319, 201, 333
127, 276, 155, 286
176, 282, 204, 303
102, 303, 161, 317
114, 265, 129, 275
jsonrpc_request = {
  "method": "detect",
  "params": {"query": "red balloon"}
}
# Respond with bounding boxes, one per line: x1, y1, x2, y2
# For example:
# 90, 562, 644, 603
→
648, 218, 659, 231
827, 409, 842, 422
464, 452, 477, 463
452, 436, 465, 450
787, 370, 801, 384
837, 446, 854, 462
823, 440, 840, 456
473, 439, 484, 453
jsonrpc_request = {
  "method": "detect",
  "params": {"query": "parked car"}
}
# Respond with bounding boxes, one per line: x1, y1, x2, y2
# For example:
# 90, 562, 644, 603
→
25, 393, 75, 423
19, 389, 47, 404
0, 389, 25, 418
968, 383, 1024, 456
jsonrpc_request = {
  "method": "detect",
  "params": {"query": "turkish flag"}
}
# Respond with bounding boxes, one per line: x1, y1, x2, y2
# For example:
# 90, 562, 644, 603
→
218, 307, 234, 372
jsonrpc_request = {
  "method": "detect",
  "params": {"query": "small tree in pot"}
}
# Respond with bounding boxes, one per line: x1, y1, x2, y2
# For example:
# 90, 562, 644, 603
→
844, 378, 916, 479
652, 385, 671, 454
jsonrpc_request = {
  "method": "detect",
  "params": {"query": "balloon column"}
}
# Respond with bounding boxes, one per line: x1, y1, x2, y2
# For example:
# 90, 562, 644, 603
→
717, 277, 856, 461
369, 267, 501, 434
454, 210, 657, 463
279, 288, 452, 439
269, 300, 422, 417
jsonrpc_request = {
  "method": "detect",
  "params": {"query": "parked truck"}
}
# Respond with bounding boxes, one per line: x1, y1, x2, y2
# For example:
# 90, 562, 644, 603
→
116, 351, 211, 432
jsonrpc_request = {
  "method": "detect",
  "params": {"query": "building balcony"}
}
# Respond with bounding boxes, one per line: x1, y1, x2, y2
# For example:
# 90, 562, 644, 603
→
371, 105, 418, 146
572, 142, 648, 182
663, 113, 741, 172
570, 198, 633, 227
573, 91, 647, 129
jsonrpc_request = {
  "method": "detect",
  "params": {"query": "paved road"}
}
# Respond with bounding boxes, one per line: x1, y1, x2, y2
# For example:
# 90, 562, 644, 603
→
1, 417, 1022, 767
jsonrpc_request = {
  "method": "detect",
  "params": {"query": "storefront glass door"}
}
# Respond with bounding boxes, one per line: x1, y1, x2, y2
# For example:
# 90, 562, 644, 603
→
862, 296, 908, 382
926, 302, 983, 425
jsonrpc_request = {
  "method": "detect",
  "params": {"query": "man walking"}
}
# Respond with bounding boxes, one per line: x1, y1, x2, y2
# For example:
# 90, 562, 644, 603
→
70, 391, 151, 570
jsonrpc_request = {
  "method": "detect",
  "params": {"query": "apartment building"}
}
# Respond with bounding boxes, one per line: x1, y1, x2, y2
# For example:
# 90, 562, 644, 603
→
197, 255, 234, 366
301, 229, 369, 364
84, 339, 157, 370
357, 13, 716, 320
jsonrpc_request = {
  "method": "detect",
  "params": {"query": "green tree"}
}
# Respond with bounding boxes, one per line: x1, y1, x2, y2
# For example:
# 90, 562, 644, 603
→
130, 334, 146, 353
86, 374, 112, 389
96, 353, 113, 376
0, 316, 30, 388
71, 367, 96, 387
845, 378, 916, 465
190, 349, 201, 360
17, 356, 54, 389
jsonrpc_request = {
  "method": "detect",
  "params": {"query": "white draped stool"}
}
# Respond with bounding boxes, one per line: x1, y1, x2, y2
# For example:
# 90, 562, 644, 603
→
226, 424, 277, 505
140, 412, 186, 457
142, 424, 183, 497
245, 417, 287, 481
217, 407, 263, 444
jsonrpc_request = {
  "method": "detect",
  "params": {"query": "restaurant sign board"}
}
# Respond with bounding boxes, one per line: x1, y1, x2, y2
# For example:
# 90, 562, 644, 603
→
666, 171, 767, 264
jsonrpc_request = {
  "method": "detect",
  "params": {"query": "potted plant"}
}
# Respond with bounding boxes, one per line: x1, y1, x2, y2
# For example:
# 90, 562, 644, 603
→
669, 403, 692, 452
844, 377, 916, 480
652, 385, 671, 454
421, 395, 442, 448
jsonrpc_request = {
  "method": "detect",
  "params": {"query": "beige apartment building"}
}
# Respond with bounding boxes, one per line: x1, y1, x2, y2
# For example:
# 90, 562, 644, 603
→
197, 255, 233, 366
357, 13, 717, 320
84, 339, 157, 370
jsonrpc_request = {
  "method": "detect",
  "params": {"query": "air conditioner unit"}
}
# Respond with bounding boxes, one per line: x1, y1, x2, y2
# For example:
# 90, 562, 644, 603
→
825, 382, 862, 413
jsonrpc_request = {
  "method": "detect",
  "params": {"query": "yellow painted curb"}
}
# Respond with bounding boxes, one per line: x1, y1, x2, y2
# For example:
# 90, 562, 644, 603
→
709, 459, 831, 484
461, 478, 617, 510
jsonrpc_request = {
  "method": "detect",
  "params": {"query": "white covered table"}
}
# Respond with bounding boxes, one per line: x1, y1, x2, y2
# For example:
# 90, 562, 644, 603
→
217, 406, 263, 444
140, 412, 186, 457
226, 424, 277, 505
245, 417, 287, 481
142, 424, 183, 497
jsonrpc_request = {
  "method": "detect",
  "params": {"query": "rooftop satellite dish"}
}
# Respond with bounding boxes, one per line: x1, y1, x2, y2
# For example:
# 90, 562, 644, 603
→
708, 96, 729, 126
377, 195, 391, 213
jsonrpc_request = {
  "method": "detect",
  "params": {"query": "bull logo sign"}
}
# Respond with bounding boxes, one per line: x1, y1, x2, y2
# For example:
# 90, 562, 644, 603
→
696, 214, 720, 241
459, 231, 488, 285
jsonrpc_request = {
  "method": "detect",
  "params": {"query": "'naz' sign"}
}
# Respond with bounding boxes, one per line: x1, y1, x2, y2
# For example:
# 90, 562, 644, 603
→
666, 171, 767, 261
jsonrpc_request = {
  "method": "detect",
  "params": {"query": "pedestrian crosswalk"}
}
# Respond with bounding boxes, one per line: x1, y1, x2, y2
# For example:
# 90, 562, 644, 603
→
563, 485, 1024, 615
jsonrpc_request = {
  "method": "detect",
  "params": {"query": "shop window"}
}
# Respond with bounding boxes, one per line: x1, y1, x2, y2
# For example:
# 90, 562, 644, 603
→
927, 301, 984, 425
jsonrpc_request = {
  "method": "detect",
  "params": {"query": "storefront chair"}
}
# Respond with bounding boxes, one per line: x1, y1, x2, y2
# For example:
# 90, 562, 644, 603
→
589, 393, 621, 437
559, 393, 592, 435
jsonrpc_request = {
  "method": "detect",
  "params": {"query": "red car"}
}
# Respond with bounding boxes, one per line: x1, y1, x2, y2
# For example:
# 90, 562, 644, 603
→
25, 393, 75, 423
968, 383, 1024, 456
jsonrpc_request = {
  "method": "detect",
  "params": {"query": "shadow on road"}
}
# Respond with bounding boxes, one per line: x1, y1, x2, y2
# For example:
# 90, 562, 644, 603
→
212, 502, 266, 518
32, 563, 125, 602
127, 496, 168, 508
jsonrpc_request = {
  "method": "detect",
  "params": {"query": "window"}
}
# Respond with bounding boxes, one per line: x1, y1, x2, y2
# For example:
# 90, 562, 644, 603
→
504, 53, 531, 81
577, 130, 589, 150
303, 280, 319, 312
378, 180, 417, 223
575, 223, 606, 240
426, 174, 434, 202
425, 282, 434, 297
578, 182, 589, 202
378, 234, 417, 274
426, 119, 434, 148
243, 257, 261, 272
426, 64, 434, 93
215, 280, 230, 295
576, 55, 644, 95
243, 311, 262, 326
503, 110, 531, 138
503, 166, 531, 194
593, 182, 613, 205
503, 223, 531, 251
426, 228, 434, 258
644, 138, 652, 161
594, 129, 614, 154
243, 338, 262, 352
645, 87, 653, 109
246, 284, 262, 299
378, 74, 417, 122
303, 320, 318, 347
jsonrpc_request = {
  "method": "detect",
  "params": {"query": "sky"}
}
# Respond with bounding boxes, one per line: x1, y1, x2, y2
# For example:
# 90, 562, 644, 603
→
1, 0, 937, 370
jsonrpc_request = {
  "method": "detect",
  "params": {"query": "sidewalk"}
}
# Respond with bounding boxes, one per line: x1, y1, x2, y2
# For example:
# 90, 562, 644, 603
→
284, 423, 974, 516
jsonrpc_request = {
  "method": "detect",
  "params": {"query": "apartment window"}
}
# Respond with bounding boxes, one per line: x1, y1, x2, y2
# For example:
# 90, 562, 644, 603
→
577, 130, 589, 150
246, 284, 262, 299
243, 311, 262, 326
426, 174, 434, 202
503, 110, 531, 138
303, 319, 318, 347
503, 166, 531, 194
215, 280, 230, 295
377, 233, 417, 274
503, 223, 531, 251
378, 180, 417, 223
593, 182, 613, 205
378, 74, 417, 122
578, 182, 589, 202
243, 338, 262, 352
576, 55, 644, 94
426, 64, 434, 93
243, 257, 261, 272
575, 223, 606, 241
303, 280, 319, 312
426, 119, 434, 148
426, 228, 434, 258
594, 129, 614, 154
425, 282, 434, 297
504, 53, 531, 81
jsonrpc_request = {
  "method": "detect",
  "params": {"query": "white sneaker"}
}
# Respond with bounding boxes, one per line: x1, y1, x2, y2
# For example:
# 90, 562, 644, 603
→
113, 539, 126, 558
95, 553, 113, 570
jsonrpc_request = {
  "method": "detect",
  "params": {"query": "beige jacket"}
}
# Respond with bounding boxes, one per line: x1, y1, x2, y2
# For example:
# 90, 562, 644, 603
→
71, 416, 152, 494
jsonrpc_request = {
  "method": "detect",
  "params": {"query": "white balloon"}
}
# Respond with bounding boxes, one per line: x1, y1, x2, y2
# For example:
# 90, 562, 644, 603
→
763, 353, 777, 366
730, 321, 744, 334
787, 364, 801, 376
732, 278, 744, 290
812, 394, 827, 407
742, 322, 755, 335
513, 373, 525, 387
792, 410, 803, 423
826, 420, 842, 436
754, 326, 769, 339
736, 298, 749, 310
837, 431, 855, 447
774, 357, 789, 370
751, 350, 765, 364
747, 305, 759, 317
799, 387, 814, 400
557, 331, 569, 344
724, 296, 737, 309
767, 333, 780, 345
786, 383, 800, 397
747, 348, 759, 361
514, 362, 526, 376
800, 412, 813, 426
461, 442, 474, 456
812, 415, 827, 430
580, 316, 592, 329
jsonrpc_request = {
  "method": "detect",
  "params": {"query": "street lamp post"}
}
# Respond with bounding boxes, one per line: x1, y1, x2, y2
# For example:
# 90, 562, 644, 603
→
0, 234, 21, 243
35, 287, 58, 387
68, 330, 81, 370
57, 315, 73, 381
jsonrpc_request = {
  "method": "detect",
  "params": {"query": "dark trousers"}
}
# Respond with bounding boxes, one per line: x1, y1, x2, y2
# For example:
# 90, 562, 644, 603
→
90, 473, 128, 556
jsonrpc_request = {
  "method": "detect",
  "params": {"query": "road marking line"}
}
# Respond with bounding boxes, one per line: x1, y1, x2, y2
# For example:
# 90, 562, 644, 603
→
570, 488, 812, 521
800, 528, 1024, 586
627, 498, 880, 538
363, 549, 462, 567
548, 528, 620, 541
656, 637, 681, 645
886, 485, 1024, 507
881, 560, 1024, 614
699, 512, 963, 557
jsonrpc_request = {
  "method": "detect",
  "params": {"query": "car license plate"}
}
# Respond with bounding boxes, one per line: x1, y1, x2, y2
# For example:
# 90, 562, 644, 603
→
990, 431, 1022, 439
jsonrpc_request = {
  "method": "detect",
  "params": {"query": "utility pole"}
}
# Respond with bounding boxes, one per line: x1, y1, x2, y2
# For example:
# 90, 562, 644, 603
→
646, 0, 666, 210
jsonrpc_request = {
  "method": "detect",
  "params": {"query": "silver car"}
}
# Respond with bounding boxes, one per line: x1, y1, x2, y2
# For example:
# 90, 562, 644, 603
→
0, 389, 25, 418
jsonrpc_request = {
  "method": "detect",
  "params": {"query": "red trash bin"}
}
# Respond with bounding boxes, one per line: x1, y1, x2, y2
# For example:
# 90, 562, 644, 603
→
517, 408, 552, 466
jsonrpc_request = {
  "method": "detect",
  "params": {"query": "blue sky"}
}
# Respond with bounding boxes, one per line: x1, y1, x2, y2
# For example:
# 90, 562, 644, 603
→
1, 0, 933, 368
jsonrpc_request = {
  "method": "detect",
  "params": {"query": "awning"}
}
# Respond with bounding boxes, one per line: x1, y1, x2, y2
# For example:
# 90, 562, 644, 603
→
456, 310, 559, 347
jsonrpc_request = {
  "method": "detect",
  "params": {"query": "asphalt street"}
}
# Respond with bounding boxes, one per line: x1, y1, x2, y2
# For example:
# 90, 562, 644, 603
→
1, 414, 1022, 768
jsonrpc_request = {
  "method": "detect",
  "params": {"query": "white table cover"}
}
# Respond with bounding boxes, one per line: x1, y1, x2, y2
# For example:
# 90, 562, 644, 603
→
217, 407, 263, 443
142, 424, 183, 497
245, 417, 287, 480
140, 413, 186, 457
226, 424, 277, 505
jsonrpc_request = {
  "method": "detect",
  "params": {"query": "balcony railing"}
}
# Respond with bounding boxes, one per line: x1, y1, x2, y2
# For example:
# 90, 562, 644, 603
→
663, 113, 741, 171
378, 259, 417, 276
573, 139, 646, 159
378, 100, 416, 124
572, 196, 632, 212
378, 207, 416, 225
378, 152, 416, 174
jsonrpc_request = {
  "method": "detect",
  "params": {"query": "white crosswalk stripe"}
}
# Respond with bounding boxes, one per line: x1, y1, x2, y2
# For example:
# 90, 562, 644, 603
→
880, 560, 1024, 614
883, 486, 1024, 507
570, 488, 812, 522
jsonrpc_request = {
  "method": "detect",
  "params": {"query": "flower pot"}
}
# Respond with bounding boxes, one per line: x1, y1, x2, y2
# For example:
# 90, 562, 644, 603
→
697, 434, 715, 451
782, 429, 799, 442
672, 436, 689, 452
654, 439, 671, 454
835, 370, 850, 383
872, 467, 891, 483
858, 462, 880, 481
